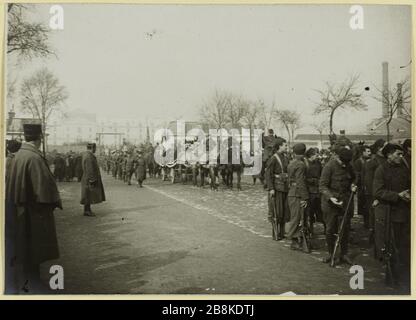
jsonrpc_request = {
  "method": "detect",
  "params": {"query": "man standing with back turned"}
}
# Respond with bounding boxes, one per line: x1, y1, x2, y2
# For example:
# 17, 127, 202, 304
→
81, 142, 106, 216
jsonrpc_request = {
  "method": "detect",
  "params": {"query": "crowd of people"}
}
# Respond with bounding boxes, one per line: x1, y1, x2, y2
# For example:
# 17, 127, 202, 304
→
99, 145, 153, 188
4, 123, 411, 292
261, 129, 411, 288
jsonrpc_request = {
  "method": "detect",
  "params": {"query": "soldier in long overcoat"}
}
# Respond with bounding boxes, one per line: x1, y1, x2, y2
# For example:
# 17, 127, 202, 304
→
80, 143, 106, 216
5, 124, 62, 293
135, 150, 147, 187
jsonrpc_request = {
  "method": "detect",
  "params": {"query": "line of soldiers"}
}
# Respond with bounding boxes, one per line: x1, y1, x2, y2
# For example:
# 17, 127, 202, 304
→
265, 133, 411, 287
103, 148, 148, 187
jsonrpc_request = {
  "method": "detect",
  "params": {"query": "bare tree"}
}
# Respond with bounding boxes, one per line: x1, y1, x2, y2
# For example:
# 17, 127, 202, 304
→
313, 75, 367, 134
199, 89, 230, 129
7, 4, 55, 59
242, 101, 261, 129
226, 95, 248, 129
373, 77, 411, 141
275, 109, 301, 147
20, 68, 68, 152
257, 98, 277, 131
312, 120, 329, 147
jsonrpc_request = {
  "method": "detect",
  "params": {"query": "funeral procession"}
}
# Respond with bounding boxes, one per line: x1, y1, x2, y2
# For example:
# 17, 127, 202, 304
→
2, 4, 413, 295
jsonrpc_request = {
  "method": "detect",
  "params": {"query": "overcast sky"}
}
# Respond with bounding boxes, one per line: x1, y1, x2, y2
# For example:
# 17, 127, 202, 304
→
7, 4, 411, 134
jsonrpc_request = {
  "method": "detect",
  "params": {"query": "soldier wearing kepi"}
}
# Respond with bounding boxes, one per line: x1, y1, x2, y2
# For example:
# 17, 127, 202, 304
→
286, 143, 309, 251
320, 146, 357, 265
5, 124, 62, 293
80, 142, 106, 216
373, 143, 410, 286
266, 138, 289, 240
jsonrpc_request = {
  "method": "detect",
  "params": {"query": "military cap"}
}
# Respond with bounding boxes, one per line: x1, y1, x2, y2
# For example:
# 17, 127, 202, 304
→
23, 123, 42, 137
293, 143, 306, 155
338, 147, 353, 163
87, 142, 96, 149
382, 143, 403, 158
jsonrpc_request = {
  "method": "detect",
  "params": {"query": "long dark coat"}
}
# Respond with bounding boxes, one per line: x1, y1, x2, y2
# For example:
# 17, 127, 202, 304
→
373, 160, 410, 260
80, 150, 106, 205
5, 142, 62, 290
136, 156, 147, 182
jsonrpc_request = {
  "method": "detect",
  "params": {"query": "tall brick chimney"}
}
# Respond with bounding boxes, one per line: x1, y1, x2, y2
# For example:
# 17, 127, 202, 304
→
382, 62, 389, 118
396, 82, 403, 117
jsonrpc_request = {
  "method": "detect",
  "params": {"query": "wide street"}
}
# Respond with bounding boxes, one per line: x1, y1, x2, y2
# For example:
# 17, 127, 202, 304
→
42, 172, 407, 295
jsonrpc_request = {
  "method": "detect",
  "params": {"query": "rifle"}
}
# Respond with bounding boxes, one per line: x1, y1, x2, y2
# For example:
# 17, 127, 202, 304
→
300, 206, 311, 253
330, 191, 354, 267
270, 193, 279, 240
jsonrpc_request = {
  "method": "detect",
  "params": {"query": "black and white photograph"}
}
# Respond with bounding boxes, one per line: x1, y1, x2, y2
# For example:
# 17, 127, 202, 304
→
3, 3, 412, 296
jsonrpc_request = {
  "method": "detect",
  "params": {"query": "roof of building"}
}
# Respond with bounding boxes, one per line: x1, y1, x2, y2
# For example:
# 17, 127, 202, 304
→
367, 116, 411, 139
6, 117, 42, 134
294, 133, 388, 142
